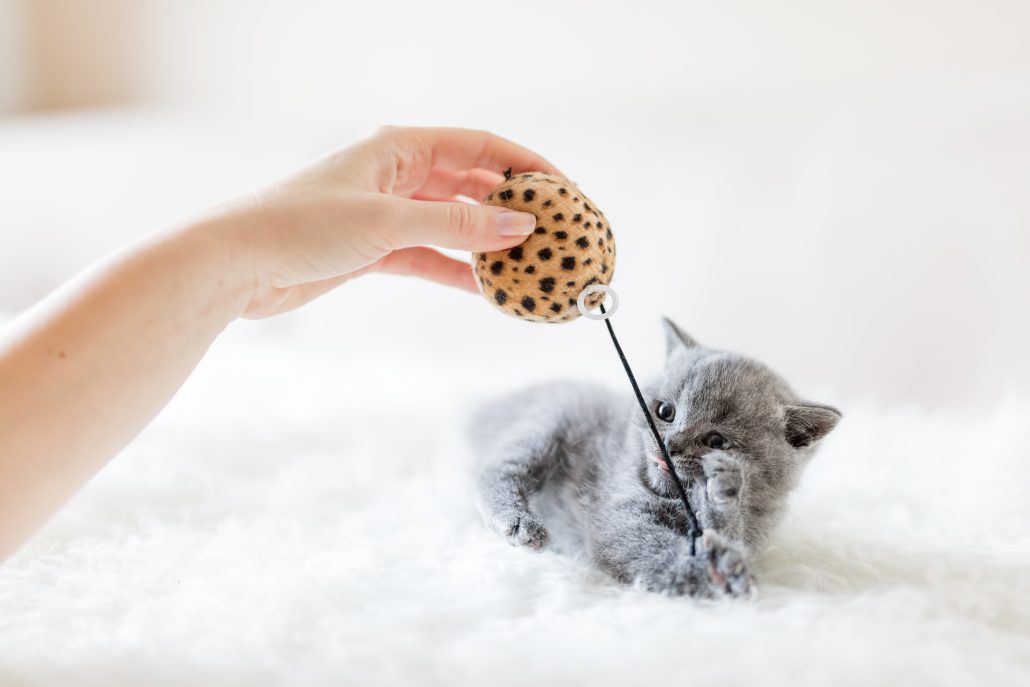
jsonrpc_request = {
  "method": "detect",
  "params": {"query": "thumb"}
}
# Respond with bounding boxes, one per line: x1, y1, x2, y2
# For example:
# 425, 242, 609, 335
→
383, 196, 537, 252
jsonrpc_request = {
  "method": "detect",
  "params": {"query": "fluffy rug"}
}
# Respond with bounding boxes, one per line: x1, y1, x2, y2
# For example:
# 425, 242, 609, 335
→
1, 308, 1028, 687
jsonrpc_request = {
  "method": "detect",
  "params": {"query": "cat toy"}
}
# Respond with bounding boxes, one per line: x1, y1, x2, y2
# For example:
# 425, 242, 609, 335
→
473, 170, 701, 552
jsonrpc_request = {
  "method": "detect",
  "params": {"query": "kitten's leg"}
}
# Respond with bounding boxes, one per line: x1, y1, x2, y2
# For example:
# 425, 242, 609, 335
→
697, 451, 746, 541
589, 504, 754, 598
470, 382, 614, 551
476, 441, 556, 550
693, 452, 765, 596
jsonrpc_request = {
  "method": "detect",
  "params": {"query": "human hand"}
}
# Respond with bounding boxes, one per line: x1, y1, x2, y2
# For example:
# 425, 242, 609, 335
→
0, 125, 560, 560
206, 126, 560, 319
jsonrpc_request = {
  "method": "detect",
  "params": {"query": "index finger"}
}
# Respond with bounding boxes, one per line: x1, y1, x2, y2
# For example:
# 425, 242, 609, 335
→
413, 127, 563, 178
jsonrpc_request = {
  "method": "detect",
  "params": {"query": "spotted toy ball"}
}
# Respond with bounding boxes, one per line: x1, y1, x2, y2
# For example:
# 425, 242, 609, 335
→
473, 172, 616, 323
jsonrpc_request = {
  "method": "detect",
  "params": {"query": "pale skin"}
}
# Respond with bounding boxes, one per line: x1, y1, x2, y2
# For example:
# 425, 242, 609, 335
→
0, 126, 560, 562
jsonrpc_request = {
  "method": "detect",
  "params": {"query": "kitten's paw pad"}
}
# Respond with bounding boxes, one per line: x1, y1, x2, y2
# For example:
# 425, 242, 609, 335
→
700, 530, 754, 598
703, 453, 744, 507
496, 514, 549, 550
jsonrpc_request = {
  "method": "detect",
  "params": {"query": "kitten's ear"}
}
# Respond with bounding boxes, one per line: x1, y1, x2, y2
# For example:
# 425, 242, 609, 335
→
662, 317, 699, 356
784, 404, 842, 448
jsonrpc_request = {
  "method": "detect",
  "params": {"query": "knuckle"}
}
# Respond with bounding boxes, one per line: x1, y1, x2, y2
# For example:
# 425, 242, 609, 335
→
448, 203, 478, 241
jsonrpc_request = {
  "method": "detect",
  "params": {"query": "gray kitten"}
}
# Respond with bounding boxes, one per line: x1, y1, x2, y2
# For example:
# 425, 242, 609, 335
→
469, 319, 840, 598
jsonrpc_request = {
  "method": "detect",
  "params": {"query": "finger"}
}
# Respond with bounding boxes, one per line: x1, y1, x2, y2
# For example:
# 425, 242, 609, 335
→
377, 247, 479, 293
414, 168, 504, 201
353, 127, 560, 197
416, 127, 561, 177
410, 193, 461, 203
383, 196, 537, 253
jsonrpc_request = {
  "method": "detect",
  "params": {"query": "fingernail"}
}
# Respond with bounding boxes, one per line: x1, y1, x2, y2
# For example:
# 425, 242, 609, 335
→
497, 211, 536, 236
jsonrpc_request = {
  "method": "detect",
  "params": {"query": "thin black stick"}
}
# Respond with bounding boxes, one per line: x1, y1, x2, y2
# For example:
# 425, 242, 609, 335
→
599, 303, 700, 554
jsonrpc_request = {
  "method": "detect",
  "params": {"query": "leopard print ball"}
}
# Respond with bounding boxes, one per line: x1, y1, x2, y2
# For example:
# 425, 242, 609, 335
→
473, 172, 616, 323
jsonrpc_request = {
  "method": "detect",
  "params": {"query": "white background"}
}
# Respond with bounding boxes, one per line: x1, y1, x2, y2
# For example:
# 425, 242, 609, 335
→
1, 0, 1028, 409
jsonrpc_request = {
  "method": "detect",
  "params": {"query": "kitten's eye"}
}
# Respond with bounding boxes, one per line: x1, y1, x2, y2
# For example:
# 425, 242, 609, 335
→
654, 401, 676, 422
705, 432, 729, 450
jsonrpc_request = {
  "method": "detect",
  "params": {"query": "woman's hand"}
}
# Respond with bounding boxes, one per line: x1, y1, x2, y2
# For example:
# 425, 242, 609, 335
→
209, 126, 559, 318
0, 127, 557, 560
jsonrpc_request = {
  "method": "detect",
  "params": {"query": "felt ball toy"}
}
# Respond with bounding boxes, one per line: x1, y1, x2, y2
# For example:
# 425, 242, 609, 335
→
473, 171, 616, 323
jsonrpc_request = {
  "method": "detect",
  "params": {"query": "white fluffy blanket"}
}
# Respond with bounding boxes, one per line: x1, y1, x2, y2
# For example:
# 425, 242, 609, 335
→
1, 307, 1029, 687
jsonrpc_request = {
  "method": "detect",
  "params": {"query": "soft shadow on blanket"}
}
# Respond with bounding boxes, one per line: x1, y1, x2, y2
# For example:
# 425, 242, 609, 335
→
758, 527, 1030, 635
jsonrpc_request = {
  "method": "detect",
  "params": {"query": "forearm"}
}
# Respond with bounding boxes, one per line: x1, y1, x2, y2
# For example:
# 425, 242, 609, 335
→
0, 219, 248, 560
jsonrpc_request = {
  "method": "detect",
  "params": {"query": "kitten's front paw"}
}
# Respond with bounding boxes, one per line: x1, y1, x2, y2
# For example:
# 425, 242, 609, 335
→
704, 452, 743, 508
491, 512, 549, 551
699, 530, 754, 598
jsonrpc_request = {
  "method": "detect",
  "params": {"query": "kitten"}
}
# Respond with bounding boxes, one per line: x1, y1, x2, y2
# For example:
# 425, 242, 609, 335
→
469, 318, 840, 598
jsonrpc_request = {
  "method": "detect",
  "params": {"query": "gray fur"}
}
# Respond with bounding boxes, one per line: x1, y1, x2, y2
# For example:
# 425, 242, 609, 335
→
469, 318, 841, 598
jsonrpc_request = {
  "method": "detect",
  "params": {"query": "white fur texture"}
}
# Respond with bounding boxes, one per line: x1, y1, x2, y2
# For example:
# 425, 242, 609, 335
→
1, 322, 1028, 687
